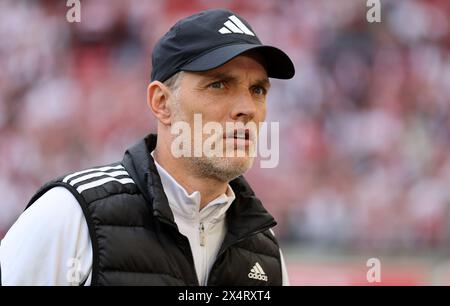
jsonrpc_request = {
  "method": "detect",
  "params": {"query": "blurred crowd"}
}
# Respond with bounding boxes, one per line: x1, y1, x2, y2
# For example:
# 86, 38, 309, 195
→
1, 0, 449, 252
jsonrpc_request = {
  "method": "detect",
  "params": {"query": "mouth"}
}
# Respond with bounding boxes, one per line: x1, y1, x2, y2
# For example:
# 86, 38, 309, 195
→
224, 129, 251, 141
234, 129, 250, 140
222, 129, 255, 153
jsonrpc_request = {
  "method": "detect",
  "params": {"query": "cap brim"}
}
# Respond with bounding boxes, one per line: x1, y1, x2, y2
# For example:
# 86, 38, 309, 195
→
181, 44, 295, 79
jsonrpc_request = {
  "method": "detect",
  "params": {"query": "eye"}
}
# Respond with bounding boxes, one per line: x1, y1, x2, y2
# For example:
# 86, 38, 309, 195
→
251, 85, 267, 96
208, 81, 225, 89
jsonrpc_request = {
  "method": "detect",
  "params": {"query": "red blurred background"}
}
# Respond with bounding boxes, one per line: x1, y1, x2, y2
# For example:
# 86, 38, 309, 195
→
1, 0, 450, 285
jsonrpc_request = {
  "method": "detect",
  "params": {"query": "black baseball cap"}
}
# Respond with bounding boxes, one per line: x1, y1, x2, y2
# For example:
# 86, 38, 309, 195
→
151, 8, 295, 82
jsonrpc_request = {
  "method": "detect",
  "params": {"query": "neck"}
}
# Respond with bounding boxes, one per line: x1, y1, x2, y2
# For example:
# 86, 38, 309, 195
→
153, 137, 228, 210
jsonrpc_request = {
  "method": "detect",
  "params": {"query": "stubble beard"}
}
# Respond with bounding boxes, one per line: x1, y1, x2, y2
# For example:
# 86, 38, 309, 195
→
170, 98, 255, 183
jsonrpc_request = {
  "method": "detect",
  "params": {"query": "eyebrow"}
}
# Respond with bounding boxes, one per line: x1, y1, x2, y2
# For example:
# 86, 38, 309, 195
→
202, 72, 271, 89
203, 72, 237, 83
253, 78, 271, 90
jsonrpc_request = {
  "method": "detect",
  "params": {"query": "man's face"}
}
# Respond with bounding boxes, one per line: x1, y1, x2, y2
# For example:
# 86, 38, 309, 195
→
170, 52, 270, 182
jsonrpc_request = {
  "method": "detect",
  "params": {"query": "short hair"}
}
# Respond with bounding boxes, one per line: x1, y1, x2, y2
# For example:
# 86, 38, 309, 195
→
163, 71, 184, 97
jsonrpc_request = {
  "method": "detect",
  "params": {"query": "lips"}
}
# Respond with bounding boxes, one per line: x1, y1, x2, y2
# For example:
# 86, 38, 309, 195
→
234, 129, 249, 140
224, 129, 252, 141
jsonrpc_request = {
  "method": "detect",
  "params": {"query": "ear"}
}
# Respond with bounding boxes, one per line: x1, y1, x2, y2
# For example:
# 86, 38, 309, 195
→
147, 81, 172, 126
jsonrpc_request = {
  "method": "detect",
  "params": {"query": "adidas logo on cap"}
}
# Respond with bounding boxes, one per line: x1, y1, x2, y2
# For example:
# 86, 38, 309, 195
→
248, 262, 268, 282
218, 15, 255, 36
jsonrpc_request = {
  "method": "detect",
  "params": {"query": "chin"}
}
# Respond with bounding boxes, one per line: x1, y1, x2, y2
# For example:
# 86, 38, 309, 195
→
189, 153, 255, 182
216, 156, 254, 179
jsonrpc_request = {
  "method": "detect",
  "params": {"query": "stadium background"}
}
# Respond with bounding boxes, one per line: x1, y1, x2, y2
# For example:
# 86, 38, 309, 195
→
1, 0, 450, 285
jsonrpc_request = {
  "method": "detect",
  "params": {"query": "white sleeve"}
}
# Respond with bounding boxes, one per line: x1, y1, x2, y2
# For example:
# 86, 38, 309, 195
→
279, 249, 290, 286
0, 187, 92, 286
269, 229, 290, 286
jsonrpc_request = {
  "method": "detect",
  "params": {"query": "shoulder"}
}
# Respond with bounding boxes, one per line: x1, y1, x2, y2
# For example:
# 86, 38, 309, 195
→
0, 187, 92, 285
7, 186, 85, 238
27, 186, 81, 216
58, 163, 138, 204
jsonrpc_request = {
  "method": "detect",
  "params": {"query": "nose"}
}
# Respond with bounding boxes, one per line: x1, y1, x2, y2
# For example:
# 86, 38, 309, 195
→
230, 92, 257, 122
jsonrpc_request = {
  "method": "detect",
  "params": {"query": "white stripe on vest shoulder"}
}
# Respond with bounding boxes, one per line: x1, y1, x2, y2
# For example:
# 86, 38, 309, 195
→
76, 177, 135, 193
62, 164, 135, 193
69, 170, 129, 186
63, 164, 125, 183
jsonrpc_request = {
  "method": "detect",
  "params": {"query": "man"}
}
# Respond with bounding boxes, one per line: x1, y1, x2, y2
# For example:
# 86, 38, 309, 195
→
0, 8, 294, 286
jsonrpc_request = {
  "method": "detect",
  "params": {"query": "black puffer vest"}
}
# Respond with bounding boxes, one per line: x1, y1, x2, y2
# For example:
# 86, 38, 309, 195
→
27, 134, 282, 286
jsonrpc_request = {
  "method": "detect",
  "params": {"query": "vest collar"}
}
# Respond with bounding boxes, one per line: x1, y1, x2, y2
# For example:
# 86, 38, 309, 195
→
122, 134, 276, 236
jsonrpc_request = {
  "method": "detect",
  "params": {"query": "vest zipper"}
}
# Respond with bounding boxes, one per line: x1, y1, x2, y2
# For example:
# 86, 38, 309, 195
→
199, 221, 208, 285
199, 222, 205, 247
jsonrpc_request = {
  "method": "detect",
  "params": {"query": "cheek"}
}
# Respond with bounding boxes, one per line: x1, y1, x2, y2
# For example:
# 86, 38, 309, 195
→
183, 90, 215, 113
174, 93, 198, 118
257, 104, 267, 122
199, 96, 232, 120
